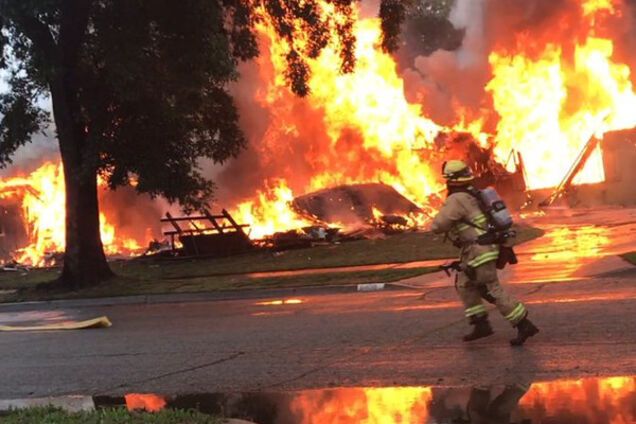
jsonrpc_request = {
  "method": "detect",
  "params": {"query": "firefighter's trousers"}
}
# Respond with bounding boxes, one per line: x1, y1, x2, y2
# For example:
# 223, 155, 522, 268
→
457, 261, 526, 326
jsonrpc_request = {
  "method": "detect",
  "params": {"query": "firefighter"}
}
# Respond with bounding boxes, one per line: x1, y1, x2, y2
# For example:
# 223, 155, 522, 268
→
461, 383, 531, 424
431, 160, 539, 346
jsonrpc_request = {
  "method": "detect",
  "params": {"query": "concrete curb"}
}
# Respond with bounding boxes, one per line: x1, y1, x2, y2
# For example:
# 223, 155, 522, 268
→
0, 396, 95, 413
0, 282, 409, 312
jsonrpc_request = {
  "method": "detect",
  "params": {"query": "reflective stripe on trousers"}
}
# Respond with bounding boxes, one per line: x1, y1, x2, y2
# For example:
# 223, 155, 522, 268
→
465, 304, 487, 317
505, 303, 526, 323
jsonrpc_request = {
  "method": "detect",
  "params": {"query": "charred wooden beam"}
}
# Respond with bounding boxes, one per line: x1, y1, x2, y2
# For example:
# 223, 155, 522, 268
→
222, 209, 247, 236
160, 215, 226, 222
203, 209, 224, 234
540, 136, 600, 207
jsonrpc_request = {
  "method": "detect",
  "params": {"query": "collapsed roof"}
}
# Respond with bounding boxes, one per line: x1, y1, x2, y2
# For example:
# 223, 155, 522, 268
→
292, 183, 422, 224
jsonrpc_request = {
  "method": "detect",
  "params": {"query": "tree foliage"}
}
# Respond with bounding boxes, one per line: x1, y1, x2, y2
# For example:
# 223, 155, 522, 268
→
402, 0, 464, 58
380, 0, 408, 52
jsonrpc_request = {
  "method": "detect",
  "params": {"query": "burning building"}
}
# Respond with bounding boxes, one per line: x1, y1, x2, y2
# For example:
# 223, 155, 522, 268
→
0, 162, 163, 266
546, 127, 636, 207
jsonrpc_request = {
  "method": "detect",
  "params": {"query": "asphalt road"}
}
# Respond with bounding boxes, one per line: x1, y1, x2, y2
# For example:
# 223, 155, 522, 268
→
1, 273, 635, 398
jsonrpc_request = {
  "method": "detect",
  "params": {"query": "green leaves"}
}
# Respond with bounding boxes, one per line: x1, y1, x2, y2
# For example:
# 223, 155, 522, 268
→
81, 1, 250, 210
0, 72, 49, 167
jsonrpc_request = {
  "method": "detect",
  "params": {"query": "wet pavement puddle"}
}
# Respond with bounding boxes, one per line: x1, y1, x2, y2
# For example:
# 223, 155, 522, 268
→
95, 375, 636, 423
408, 218, 636, 288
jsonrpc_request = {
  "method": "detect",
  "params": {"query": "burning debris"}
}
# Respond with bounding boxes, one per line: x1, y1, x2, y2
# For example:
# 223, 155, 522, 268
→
160, 210, 252, 258
263, 226, 341, 251
535, 128, 636, 208
291, 183, 427, 226
435, 131, 528, 209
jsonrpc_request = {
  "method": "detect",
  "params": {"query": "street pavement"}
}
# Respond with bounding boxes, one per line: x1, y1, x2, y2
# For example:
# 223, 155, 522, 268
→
1, 273, 635, 398
1, 207, 635, 399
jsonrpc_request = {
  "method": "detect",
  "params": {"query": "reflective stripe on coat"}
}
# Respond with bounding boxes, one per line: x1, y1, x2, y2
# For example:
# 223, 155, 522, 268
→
431, 191, 499, 268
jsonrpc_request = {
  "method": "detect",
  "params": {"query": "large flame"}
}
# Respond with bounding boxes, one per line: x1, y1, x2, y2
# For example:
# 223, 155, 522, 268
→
0, 162, 143, 266
488, 1, 636, 189
233, 8, 446, 236
231, 0, 636, 237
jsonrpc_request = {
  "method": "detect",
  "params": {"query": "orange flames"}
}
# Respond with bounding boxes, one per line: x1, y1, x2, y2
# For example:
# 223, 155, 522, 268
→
233, 7, 446, 236
230, 0, 636, 238
521, 376, 636, 424
288, 376, 635, 424
290, 387, 433, 424
235, 180, 314, 239
0, 161, 143, 266
488, 0, 636, 189
583, 0, 617, 16
125, 393, 167, 412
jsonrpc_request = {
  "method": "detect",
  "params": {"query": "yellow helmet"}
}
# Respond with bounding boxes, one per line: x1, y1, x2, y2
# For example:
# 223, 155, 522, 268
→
442, 160, 474, 184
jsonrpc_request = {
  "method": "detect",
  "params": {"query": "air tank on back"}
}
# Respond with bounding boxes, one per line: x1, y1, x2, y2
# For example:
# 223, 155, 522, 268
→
479, 187, 513, 230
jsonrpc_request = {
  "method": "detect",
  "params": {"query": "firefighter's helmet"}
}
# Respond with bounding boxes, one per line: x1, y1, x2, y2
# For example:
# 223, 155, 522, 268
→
442, 160, 474, 184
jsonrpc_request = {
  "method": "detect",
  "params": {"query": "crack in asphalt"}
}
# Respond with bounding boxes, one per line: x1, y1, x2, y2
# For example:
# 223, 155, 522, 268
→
525, 284, 547, 295
94, 351, 246, 395
416, 286, 448, 301
255, 313, 470, 391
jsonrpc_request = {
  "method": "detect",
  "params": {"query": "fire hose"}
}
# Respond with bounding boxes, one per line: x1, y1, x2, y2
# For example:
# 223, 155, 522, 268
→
439, 261, 497, 304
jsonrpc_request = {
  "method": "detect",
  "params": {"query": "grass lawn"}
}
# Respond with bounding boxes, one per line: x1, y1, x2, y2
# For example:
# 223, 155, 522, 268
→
620, 252, 636, 265
0, 407, 221, 424
0, 225, 543, 302
0, 266, 436, 302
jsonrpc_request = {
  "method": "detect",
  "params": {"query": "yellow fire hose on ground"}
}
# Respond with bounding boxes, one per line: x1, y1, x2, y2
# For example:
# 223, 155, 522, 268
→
0, 316, 112, 332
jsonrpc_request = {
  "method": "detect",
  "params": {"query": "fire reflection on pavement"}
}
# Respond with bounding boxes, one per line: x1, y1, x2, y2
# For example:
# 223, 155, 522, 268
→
113, 375, 635, 424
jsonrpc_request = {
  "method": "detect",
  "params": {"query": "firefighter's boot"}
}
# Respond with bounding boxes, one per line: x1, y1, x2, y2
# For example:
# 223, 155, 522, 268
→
510, 316, 539, 346
463, 315, 494, 342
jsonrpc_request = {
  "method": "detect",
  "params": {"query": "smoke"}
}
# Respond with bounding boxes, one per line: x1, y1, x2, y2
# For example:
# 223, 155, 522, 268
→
397, 0, 487, 126
98, 187, 164, 244
449, 0, 485, 68
401, 0, 636, 129
209, 59, 276, 205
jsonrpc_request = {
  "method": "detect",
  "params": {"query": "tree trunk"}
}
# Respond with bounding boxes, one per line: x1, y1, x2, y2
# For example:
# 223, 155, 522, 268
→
50, 78, 113, 289
58, 159, 113, 289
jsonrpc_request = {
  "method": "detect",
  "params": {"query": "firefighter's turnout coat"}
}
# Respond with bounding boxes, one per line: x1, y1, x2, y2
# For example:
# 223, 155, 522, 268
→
431, 191, 499, 268
431, 190, 527, 325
